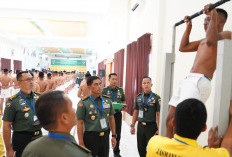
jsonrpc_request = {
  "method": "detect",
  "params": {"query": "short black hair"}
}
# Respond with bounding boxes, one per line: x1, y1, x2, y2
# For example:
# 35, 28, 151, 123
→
142, 76, 152, 81
4, 69, 8, 73
17, 71, 33, 81
47, 73, 52, 77
85, 73, 91, 78
175, 99, 207, 139
16, 70, 21, 75
39, 72, 44, 78
109, 73, 117, 79
35, 91, 68, 130
216, 8, 228, 21
87, 76, 101, 86
9, 70, 12, 73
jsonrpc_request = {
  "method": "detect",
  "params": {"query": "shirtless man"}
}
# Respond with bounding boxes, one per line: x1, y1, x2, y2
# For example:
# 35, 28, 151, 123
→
12, 70, 21, 95
37, 72, 49, 94
47, 73, 56, 91
166, 5, 232, 138
33, 70, 39, 81
77, 73, 91, 99
0, 69, 12, 115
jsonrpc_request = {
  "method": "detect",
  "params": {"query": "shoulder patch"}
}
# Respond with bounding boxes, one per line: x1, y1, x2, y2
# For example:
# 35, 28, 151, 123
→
78, 103, 83, 107
9, 94, 19, 101
6, 102, 12, 107
34, 92, 41, 96
136, 93, 142, 97
103, 95, 110, 98
77, 144, 91, 153
81, 96, 89, 101
154, 93, 160, 98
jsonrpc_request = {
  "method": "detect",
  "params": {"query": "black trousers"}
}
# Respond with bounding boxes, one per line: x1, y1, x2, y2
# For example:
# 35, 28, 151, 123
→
113, 111, 122, 155
84, 130, 110, 157
137, 122, 157, 157
12, 130, 42, 157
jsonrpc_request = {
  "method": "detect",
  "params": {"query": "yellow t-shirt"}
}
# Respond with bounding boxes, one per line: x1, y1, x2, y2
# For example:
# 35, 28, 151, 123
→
147, 134, 229, 157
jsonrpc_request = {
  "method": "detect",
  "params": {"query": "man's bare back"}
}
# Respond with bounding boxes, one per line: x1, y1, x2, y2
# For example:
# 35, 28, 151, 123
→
1, 75, 11, 89
33, 82, 40, 93
37, 80, 49, 94
47, 79, 55, 91
12, 77, 19, 89
77, 79, 90, 98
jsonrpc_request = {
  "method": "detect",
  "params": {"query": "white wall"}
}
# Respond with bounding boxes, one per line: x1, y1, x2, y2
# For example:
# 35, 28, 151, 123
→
106, 0, 232, 145
0, 35, 49, 71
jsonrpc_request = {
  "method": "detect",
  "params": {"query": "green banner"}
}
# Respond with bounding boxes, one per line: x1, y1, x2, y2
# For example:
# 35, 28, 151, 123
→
51, 59, 86, 66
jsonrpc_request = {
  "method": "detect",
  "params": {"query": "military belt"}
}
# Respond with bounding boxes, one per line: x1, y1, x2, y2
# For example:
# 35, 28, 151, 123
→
85, 129, 110, 137
14, 130, 41, 136
139, 121, 155, 126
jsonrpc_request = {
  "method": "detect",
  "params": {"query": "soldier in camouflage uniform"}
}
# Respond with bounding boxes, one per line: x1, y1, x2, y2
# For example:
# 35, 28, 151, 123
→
102, 73, 126, 157
3, 71, 41, 157
130, 76, 161, 157
77, 76, 116, 157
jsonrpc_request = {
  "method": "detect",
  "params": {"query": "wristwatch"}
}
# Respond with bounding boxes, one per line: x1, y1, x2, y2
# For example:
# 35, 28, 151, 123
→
130, 124, 135, 127
112, 134, 117, 138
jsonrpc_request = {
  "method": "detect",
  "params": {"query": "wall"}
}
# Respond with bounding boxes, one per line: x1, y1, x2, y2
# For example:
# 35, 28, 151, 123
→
106, 0, 232, 145
0, 35, 49, 71
160, 0, 232, 145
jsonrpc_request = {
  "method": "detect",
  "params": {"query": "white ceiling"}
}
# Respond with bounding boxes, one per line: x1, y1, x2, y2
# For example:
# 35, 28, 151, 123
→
0, 0, 110, 56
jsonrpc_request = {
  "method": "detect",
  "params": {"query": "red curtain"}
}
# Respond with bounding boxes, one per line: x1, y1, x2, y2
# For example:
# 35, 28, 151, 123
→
125, 33, 152, 115
125, 42, 138, 115
13, 60, 22, 73
1, 58, 11, 70
136, 33, 152, 93
98, 59, 106, 87
114, 49, 124, 87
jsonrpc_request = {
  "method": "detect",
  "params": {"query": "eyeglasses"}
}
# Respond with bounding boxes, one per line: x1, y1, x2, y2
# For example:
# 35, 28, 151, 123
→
19, 78, 34, 82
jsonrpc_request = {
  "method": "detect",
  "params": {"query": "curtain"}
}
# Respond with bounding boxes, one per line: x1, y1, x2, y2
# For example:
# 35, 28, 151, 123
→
136, 33, 152, 94
13, 60, 22, 73
125, 42, 138, 115
125, 33, 152, 115
114, 49, 124, 87
98, 59, 106, 87
1, 58, 11, 70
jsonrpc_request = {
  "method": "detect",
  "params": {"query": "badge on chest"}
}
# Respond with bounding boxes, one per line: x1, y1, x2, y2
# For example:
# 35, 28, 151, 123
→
103, 103, 110, 109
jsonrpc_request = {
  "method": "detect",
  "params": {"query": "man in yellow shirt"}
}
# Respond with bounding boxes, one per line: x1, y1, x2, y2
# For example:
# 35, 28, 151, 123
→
147, 98, 232, 157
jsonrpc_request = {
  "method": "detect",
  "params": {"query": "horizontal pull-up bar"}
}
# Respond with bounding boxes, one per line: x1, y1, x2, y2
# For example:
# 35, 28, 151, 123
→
174, 0, 231, 27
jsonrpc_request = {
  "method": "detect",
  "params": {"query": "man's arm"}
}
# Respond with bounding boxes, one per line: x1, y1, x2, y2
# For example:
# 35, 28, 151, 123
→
77, 86, 83, 99
130, 110, 138, 135
3, 121, 15, 157
218, 31, 232, 40
44, 82, 49, 93
204, 5, 218, 46
157, 112, 160, 129
221, 99, 232, 156
179, 16, 201, 52
166, 106, 175, 138
109, 115, 116, 149
77, 120, 85, 147
51, 81, 56, 91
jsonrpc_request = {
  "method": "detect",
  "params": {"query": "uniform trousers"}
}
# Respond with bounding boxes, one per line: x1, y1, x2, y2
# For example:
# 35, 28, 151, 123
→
12, 130, 42, 157
113, 111, 122, 155
84, 129, 110, 157
137, 122, 157, 157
